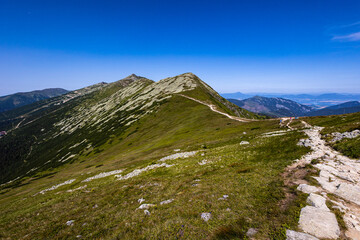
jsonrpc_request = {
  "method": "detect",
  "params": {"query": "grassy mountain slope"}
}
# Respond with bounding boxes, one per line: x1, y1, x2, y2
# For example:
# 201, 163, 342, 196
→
0, 73, 311, 239
0, 73, 258, 184
0, 88, 69, 113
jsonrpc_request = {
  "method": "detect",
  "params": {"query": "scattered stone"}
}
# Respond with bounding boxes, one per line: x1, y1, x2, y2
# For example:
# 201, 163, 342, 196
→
218, 195, 229, 200
306, 193, 329, 211
297, 139, 312, 147
246, 228, 258, 237
226, 208, 231, 212
198, 159, 209, 165
66, 220, 75, 226
116, 163, 173, 180
144, 210, 150, 215
138, 204, 155, 210
138, 198, 145, 204
82, 169, 123, 182
92, 204, 98, 209
327, 129, 360, 143
201, 212, 211, 222
76, 235, 82, 238
297, 184, 319, 194
160, 199, 174, 205
201, 153, 205, 156
39, 179, 76, 195
158, 151, 198, 162
67, 185, 87, 192
243, 132, 247, 134
299, 206, 340, 239
239, 141, 249, 145
286, 230, 319, 240
174, 149, 181, 152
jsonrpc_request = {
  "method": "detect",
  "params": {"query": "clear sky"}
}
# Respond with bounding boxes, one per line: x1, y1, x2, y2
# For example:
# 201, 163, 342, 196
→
1, 0, 360, 96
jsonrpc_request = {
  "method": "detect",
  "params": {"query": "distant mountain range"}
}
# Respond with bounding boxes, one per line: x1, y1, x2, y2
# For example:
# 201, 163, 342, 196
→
0, 88, 69, 113
222, 92, 360, 108
229, 96, 360, 118
228, 96, 314, 117
304, 101, 360, 117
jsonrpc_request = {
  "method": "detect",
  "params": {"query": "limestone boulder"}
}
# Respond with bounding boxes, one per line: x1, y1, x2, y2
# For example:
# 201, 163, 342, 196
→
299, 206, 340, 239
286, 230, 319, 240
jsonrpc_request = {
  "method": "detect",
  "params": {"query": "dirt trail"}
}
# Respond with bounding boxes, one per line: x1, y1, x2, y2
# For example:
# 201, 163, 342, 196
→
287, 120, 360, 239
179, 94, 251, 122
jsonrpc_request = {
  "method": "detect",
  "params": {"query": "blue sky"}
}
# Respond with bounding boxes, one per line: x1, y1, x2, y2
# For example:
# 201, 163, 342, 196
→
1, 0, 360, 95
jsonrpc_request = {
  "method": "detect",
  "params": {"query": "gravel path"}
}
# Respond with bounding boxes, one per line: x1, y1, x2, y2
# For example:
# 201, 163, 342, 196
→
287, 120, 360, 239
179, 94, 251, 122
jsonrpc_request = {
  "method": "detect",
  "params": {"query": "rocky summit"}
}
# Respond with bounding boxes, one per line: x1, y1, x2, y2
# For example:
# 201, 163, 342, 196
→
0, 73, 359, 240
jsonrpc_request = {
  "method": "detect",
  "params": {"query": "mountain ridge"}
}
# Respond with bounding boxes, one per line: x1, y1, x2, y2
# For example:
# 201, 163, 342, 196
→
0, 88, 69, 113
229, 96, 314, 117
0, 72, 258, 183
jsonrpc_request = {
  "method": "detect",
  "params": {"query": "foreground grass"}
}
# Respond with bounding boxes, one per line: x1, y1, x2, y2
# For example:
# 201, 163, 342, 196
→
0, 128, 308, 239
1, 94, 311, 239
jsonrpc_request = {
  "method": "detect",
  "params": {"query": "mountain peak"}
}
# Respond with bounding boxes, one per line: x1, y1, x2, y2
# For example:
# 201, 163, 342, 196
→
122, 73, 144, 81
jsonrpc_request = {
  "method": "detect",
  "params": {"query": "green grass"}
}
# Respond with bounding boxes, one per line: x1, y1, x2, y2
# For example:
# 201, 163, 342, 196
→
0, 93, 310, 239
304, 112, 360, 135
0, 130, 308, 239
333, 136, 360, 158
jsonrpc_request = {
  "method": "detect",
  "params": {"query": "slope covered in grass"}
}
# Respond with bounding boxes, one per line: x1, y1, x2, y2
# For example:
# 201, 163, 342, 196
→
1, 73, 311, 239
0, 96, 308, 239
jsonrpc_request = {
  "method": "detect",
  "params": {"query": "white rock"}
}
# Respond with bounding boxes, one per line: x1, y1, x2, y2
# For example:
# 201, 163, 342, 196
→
239, 141, 249, 145
297, 184, 319, 194
138, 198, 145, 204
160, 199, 174, 205
246, 228, 258, 237
306, 193, 329, 211
158, 151, 198, 162
218, 195, 229, 200
286, 230, 319, 240
66, 220, 75, 226
334, 183, 360, 206
116, 163, 173, 180
39, 179, 76, 195
198, 159, 209, 165
67, 185, 87, 192
144, 210, 150, 215
138, 204, 155, 210
299, 206, 340, 239
201, 212, 211, 222
82, 169, 123, 182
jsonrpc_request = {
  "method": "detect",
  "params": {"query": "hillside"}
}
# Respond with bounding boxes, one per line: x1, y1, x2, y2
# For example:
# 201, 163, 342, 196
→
1, 73, 360, 239
305, 101, 360, 117
0, 73, 258, 184
228, 96, 313, 117
0, 88, 69, 113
